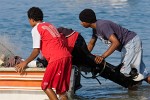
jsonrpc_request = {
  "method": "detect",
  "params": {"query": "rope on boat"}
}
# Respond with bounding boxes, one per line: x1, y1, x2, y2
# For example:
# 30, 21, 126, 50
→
74, 61, 107, 85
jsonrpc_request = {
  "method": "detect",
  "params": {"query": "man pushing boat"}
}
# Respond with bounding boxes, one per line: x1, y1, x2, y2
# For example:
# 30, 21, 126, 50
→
37, 27, 150, 92
78, 8, 150, 84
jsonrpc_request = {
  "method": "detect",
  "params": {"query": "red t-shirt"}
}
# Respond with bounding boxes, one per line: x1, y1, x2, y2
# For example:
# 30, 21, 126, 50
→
64, 31, 79, 53
31, 22, 71, 63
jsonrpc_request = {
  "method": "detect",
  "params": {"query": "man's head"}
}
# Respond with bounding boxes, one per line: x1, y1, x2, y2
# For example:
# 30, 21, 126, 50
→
79, 9, 96, 28
27, 7, 43, 27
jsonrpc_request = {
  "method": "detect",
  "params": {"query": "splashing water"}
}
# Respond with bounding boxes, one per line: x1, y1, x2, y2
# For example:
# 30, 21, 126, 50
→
0, 34, 16, 61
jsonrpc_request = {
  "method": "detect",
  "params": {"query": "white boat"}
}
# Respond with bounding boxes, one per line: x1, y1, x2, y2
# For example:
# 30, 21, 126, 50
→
0, 66, 76, 100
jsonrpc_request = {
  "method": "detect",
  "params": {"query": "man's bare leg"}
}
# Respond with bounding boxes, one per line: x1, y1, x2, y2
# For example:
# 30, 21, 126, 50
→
44, 88, 58, 100
58, 92, 68, 100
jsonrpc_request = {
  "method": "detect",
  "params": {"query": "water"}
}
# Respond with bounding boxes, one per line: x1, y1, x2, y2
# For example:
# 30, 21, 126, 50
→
0, 0, 150, 99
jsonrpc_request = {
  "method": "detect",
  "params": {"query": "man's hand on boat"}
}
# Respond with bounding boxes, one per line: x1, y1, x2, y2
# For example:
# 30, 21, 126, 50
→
95, 55, 105, 64
15, 61, 28, 74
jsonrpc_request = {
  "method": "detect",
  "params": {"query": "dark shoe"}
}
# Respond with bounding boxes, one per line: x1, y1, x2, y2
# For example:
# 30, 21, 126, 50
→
130, 68, 144, 81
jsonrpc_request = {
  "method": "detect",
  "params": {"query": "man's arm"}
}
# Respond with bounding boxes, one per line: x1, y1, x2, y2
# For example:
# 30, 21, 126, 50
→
88, 37, 97, 52
102, 34, 120, 58
25, 48, 40, 64
15, 48, 40, 73
95, 34, 120, 64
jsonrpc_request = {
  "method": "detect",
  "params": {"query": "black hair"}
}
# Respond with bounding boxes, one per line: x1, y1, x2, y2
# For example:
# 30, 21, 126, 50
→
79, 9, 97, 23
27, 7, 43, 21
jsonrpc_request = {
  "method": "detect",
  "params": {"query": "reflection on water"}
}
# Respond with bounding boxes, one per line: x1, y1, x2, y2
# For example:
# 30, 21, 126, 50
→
75, 80, 150, 100
74, 0, 129, 8
108, 0, 128, 8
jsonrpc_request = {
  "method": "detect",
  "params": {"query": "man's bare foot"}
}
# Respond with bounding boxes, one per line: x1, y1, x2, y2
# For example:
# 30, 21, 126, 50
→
144, 76, 150, 84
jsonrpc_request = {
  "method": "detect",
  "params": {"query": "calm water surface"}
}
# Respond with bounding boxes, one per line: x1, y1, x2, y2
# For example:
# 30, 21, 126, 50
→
0, 0, 150, 99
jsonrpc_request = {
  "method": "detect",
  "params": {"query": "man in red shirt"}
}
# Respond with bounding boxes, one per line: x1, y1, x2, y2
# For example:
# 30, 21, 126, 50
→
15, 7, 72, 100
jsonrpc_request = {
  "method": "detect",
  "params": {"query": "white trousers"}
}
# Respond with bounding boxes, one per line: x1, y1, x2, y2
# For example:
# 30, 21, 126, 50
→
120, 35, 149, 78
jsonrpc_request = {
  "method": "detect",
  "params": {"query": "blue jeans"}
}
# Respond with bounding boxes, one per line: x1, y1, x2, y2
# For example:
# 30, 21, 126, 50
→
121, 35, 149, 78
